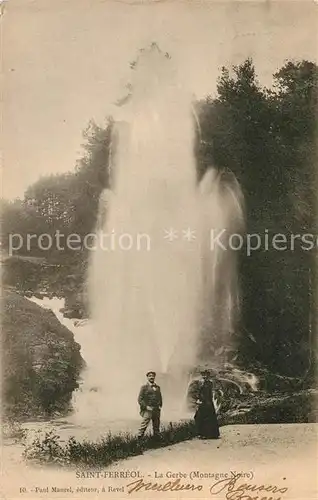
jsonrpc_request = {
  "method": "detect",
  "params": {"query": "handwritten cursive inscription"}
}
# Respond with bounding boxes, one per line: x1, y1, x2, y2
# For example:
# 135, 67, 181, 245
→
126, 478, 203, 494
210, 472, 288, 500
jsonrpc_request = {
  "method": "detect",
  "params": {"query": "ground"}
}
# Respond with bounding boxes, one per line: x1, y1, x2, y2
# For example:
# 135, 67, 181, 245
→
1, 423, 317, 500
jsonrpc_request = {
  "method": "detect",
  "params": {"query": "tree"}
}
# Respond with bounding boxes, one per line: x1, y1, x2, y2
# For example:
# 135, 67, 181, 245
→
196, 59, 317, 379
72, 120, 112, 241
272, 61, 318, 379
272, 61, 318, 234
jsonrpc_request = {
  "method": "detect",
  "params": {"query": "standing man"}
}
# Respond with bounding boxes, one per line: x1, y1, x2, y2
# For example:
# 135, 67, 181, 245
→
137, 371, 162, 438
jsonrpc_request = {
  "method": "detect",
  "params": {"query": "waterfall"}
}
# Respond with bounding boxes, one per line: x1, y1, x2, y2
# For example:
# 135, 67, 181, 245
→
76, 44, 244, 421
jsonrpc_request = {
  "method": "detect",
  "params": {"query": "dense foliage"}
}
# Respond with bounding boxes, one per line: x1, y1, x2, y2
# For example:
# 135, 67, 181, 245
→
196, 59, 317, 379
1, 58, 317, 382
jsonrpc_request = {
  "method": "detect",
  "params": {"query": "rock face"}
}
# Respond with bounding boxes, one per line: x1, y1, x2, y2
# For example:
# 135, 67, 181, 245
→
2, 289, 84, 420
219, 390, 317, 425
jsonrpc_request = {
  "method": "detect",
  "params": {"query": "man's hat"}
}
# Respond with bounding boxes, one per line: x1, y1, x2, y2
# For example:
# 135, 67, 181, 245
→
146, 371, 156, 376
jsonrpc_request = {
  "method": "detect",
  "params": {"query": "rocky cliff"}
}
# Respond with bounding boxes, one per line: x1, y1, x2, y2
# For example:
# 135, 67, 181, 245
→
2, 289, 84, 420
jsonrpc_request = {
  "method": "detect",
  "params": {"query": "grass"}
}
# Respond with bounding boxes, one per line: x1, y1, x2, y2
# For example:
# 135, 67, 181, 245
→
20, 391, 316, 467
22, 420, 197, 467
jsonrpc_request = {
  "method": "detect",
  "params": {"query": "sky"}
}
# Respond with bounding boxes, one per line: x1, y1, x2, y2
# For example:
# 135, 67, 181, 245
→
2, 0, 318, 199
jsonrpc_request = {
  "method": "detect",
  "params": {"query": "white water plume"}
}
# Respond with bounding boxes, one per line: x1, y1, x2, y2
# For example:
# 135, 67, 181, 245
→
75, 44, 244, 421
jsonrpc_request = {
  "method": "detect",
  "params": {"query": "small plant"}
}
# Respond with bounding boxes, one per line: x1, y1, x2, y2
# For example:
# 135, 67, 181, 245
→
22, 429, 66, 465
2, 419, 27, 443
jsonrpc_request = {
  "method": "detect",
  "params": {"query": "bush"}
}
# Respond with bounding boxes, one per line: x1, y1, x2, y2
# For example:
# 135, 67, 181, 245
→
22, 430, 66, 465
2, 418, 27, 442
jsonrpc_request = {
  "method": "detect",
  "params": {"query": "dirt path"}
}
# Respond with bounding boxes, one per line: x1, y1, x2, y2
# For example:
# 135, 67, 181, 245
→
1, 424, 317, 500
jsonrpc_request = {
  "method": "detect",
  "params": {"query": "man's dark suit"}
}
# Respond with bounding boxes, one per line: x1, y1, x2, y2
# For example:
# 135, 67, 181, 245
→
137, 382, 162, 437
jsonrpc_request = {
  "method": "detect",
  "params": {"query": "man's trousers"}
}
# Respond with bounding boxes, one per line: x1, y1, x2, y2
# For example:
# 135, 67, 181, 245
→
138, 408, 161, 437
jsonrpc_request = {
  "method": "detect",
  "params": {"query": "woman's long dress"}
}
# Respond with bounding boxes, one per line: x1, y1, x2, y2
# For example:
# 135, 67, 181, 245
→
194, 380, 220, 439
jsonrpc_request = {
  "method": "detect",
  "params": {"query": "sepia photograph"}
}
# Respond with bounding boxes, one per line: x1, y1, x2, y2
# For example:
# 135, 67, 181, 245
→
1, 0, 317, 499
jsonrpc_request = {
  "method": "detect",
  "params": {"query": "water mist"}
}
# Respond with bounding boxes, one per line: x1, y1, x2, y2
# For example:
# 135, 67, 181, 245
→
74, 44, 244, 423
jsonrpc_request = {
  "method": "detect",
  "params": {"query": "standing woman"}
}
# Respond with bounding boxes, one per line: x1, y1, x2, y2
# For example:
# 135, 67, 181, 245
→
194, 369, 220, 439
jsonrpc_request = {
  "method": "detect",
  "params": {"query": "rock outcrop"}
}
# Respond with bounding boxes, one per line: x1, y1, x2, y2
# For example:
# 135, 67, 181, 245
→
2, 289, 84, 420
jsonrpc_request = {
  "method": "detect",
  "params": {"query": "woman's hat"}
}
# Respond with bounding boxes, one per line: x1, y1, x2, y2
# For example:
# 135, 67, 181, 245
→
200, 369, 211, 376
146, 371, 156, 376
